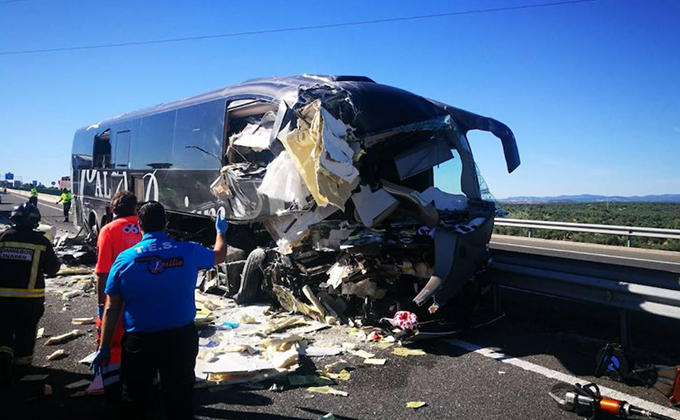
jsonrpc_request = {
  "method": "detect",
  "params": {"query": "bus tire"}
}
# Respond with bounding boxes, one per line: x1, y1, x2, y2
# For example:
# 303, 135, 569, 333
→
234, 248, 266, 305
85, 213, 99, 245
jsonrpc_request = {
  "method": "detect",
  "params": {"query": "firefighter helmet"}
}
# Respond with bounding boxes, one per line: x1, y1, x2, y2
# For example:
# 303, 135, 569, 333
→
10, 202, 41, 228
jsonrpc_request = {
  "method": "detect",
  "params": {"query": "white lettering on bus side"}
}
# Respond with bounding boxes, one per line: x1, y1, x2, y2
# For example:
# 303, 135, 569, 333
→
81, 169, 146, 200
143, 171, 159, 202
112, 172, 128, 195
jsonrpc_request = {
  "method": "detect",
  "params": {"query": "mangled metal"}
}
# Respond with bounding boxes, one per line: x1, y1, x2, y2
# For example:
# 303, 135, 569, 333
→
202, 76, 521, 338
72, 74, 520, 339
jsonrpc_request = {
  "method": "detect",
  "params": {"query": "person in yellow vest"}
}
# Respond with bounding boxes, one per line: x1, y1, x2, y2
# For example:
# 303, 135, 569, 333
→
28, 188, 38, 207
0, 203, 60, 395
56, 188, 73, 223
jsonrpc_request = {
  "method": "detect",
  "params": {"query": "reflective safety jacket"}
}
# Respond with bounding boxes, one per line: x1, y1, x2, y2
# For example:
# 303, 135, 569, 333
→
60, 192, 72, 204
0, 227, 60, 299
29, 188, 38, 197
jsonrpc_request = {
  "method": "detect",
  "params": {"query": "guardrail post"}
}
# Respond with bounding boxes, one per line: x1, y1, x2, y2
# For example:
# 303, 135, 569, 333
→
528, 228, 533, 238
619, 310, 632, 349
626, 235, 632, 247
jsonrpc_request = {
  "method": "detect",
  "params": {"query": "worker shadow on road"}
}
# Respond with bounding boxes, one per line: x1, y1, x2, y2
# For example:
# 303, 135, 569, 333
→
12, 366, 107, 420
193, 388, 323, 420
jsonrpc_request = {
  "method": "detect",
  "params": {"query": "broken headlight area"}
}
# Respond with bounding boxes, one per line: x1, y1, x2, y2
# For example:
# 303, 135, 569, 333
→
199, 78, 517, 341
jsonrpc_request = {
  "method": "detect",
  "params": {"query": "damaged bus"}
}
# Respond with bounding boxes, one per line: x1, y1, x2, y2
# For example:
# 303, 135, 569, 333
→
72, 75, 520, 339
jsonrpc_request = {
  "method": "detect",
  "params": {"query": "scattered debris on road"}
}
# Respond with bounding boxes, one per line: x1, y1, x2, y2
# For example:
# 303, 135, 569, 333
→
71, 317, 95, 325
45, 329, 84, 345
306, 386, 349, 397
406, 401, 427, 409
46, 349, 68, 361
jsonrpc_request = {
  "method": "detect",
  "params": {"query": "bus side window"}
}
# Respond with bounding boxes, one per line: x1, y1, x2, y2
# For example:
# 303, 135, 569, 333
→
93, 129, 112, 168
114, 131, 131, 168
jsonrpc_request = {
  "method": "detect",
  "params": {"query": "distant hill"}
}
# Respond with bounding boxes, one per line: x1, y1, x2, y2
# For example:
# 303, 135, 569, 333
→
500, 194, 680, 203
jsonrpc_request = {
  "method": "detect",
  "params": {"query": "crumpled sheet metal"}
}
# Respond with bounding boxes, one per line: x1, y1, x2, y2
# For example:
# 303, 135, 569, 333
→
280, 100, 359, 211
273, 284, 326, 323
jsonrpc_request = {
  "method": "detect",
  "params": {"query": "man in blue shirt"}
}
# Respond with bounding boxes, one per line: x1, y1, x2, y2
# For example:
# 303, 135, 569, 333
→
93, 201, 228, 420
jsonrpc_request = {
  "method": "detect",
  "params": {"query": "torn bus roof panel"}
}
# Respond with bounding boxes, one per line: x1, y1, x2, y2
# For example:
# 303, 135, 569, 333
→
281, 100, 359, 211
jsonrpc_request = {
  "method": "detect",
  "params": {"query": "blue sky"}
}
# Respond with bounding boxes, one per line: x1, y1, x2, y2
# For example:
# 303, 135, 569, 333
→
0, 0, 678, 198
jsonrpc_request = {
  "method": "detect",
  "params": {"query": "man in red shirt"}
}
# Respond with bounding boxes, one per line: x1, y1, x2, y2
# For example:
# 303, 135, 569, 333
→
95, 191, 142, 409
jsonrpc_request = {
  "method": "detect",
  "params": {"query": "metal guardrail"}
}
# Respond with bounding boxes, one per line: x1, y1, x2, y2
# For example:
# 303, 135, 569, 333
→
494, 218, 680, 246
489, 244, 680, 346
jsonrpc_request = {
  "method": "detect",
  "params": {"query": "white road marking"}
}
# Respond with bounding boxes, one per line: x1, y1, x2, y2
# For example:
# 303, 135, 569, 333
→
446, 338, 680, 420
490, 241, 680, 268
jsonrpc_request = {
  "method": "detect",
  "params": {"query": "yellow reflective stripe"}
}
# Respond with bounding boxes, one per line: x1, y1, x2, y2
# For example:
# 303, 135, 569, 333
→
0, 242, 46, 252
28, 248, 42, 289
0, 288, 44, 298
0, 346, 13, 356
14, 355, 33, 365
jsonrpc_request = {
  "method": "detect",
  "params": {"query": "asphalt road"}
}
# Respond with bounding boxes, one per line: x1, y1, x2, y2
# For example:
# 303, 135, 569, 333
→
3, 191, 679, 420
1, 191, 75, 235
11, 287, 678, 420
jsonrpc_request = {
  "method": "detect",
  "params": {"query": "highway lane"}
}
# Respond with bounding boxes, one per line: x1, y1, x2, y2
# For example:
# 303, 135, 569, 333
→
2, 192, 678, 419
14, 288, 679, 420
2, 191, 77, 235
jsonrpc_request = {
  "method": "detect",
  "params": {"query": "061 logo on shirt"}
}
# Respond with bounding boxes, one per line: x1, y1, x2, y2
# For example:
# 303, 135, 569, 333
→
122, 224, 140, 234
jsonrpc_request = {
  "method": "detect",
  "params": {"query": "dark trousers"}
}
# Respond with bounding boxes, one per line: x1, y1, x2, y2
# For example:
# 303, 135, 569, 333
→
28, 196, 37, 207
0, 298, 44, 389
63, 202, 71, 219
121, 323, 198, 420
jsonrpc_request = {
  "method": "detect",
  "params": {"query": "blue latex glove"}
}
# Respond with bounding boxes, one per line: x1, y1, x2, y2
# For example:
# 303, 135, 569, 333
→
91, 346, 111, 376
215, 213, 228, 234
97, 305, 104, 320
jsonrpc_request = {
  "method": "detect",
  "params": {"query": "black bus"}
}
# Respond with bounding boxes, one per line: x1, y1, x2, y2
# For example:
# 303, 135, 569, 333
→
72, 74, 520, 316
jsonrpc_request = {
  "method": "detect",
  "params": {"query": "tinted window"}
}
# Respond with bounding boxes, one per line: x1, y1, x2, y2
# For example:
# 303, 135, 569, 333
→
93, 130, 112, 168
131, 111, 176, 169
113, 131, 131, 168
173, 100, 225, 169
72, 130, 93, 169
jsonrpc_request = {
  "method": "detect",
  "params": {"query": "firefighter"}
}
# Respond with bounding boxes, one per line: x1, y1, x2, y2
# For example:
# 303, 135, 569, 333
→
28, 187, 38, 207
93, 201, 228, 420
0, 203, 60, 391
94, 191, 142, 410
